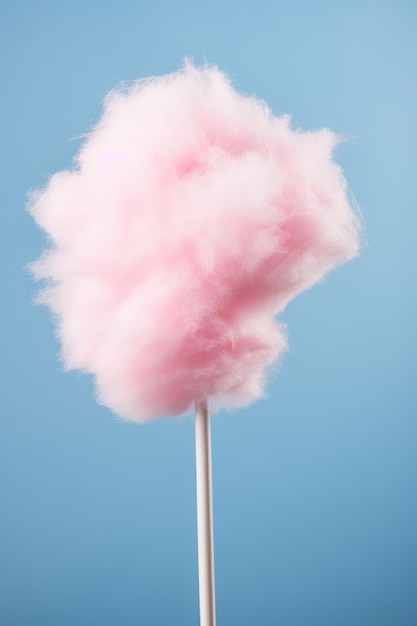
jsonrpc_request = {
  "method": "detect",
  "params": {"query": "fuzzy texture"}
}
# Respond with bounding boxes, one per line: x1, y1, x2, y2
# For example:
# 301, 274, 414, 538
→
29, 62, 360, 422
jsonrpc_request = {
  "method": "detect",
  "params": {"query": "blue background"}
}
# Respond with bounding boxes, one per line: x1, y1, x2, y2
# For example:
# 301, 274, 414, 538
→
1, 1, 416, 624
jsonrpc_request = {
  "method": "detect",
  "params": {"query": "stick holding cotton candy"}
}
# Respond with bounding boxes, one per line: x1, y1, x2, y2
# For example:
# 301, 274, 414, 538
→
195, 399, 215, 626
29, 61, 360, 626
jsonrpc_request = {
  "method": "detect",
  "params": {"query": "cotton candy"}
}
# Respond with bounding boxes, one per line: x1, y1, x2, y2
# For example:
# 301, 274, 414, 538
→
29, 61, 360, 422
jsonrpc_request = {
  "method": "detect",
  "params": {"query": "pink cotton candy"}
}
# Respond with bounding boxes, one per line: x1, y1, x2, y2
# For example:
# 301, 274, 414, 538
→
29, 61, 360, 422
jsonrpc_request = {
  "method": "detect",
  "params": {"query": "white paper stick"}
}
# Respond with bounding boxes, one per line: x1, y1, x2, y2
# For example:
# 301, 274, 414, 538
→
195, 399, 216, 626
